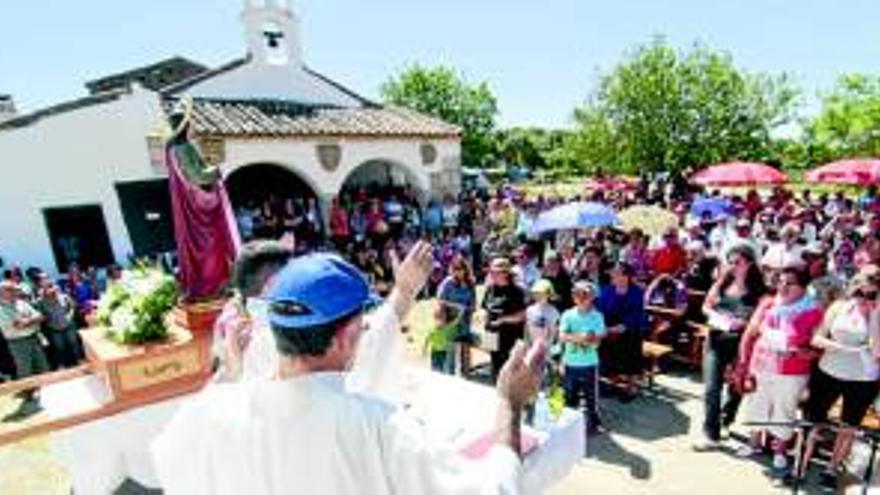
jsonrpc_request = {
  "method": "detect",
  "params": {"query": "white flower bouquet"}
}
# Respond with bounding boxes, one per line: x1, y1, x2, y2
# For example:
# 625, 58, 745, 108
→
94, 267, 180, 345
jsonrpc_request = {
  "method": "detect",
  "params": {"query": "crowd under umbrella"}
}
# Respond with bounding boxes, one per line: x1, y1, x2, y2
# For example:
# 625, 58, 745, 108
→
805, 158, 880, 186
618, 204, 679, 237
690, 196, 733, 221
530, 201, 620, 235
691, 161, 788, 187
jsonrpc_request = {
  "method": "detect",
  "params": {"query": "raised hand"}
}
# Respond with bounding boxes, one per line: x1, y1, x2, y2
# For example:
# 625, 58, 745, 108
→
387, 241, 433, 321
497, 339, 546, 410
391, 241, 433, 299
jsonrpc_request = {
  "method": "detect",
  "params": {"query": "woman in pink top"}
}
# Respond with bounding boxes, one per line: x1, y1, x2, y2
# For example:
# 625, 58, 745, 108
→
735, 266, 825, 473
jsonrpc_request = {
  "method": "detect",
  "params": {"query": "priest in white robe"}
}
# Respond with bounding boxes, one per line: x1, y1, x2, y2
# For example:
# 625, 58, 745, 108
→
152, 241, 544, 494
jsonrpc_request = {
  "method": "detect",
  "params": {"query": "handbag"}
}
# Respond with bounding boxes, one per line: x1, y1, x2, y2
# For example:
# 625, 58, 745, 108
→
724, 361, 756, 394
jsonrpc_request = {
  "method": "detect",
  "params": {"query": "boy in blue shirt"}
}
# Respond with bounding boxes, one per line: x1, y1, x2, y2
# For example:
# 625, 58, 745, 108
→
559, 281, 606, 435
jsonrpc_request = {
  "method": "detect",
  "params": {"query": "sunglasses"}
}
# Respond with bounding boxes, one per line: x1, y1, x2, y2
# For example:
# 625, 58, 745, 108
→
855, 290, 879, 301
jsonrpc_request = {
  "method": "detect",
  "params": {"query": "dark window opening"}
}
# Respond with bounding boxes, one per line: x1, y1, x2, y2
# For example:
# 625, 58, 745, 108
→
43, 205, 115, 272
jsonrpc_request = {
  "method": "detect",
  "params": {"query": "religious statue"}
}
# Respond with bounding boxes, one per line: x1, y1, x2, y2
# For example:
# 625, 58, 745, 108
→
164, 97, 239, 302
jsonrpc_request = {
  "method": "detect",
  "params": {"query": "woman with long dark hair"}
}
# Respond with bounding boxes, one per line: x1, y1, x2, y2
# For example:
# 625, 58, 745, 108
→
694, 244, 768, 450
436, 256, 477, 376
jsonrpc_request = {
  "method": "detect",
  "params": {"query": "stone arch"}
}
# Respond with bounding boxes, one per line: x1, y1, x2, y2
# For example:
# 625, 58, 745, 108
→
339, 159, 428, 202
224, 162, 319, 209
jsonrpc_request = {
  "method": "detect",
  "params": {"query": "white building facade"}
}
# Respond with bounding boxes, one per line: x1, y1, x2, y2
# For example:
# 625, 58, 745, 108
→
0, 0, 461, 275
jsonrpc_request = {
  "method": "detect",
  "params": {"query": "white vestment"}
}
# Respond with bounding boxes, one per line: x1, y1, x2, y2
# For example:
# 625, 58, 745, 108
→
152, 303, 522, 494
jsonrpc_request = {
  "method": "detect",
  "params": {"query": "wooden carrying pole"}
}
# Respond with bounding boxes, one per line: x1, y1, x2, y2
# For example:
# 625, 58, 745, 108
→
0, 365, 92, 396
0, 365, 206, 446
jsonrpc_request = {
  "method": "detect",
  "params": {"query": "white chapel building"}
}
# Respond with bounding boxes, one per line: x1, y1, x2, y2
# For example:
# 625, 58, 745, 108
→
0, 0, 462, 275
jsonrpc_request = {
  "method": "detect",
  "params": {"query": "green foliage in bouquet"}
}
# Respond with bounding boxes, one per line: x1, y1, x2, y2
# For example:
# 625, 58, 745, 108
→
548, 383, 566, 420
95, 267, 180, 345
95, 283, 130, 327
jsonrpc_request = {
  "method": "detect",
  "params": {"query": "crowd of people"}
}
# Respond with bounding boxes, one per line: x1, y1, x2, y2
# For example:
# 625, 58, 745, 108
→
7, 175, 880, 489
256, 177, 880, 488
0, 263, 126, 388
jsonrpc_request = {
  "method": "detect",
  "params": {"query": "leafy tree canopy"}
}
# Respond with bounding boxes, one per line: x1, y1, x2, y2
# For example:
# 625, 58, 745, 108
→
567, 39, 799, 175
381, 65, 498, 168
808, 73, 880, 161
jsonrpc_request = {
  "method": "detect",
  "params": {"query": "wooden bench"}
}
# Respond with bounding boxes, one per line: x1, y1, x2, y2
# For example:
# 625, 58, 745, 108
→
642, 341, 673, 388
646, 304, 707, 370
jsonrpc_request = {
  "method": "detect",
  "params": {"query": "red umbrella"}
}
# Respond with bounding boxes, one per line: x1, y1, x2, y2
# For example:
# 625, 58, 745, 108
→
691, 161, 787, 186
805, 159, 880, 185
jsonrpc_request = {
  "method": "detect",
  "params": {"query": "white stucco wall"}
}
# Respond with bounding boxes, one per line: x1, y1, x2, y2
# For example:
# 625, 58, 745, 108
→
0, 87, 165, 274
0, 86, 461, 275
220, 136, 461, 201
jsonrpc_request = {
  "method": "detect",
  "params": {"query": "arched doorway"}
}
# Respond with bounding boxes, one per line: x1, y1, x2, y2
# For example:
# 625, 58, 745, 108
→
334, 160, 427, 246
340, 159, 426, 202
224, 163, 321, 243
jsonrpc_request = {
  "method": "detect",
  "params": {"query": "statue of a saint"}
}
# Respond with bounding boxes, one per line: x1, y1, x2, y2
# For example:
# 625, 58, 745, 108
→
165, 98, 239, 302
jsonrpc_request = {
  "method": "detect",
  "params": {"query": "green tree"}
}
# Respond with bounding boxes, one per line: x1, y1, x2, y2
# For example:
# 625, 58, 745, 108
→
381, 65, 498, 167
494, 127, 583, 175
495, 128, 545, 170
766, 137, 811, 170
567, 39, 799, 175
565, 106, 625, 174
809, 73, 880, 160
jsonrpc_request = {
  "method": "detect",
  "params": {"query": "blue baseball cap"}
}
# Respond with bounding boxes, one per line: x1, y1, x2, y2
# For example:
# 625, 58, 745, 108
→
266, 253, 382, 330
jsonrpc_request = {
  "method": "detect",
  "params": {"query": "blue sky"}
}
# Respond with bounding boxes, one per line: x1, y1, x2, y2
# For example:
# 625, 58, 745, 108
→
2, 0, 880, 128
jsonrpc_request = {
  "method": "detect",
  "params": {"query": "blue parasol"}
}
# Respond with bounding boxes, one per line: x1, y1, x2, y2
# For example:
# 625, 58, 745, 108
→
690, 196, 732, 220
531, 202, 620, 234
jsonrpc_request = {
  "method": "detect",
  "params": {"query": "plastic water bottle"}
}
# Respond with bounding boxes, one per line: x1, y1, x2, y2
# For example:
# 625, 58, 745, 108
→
533, 392, 551, 431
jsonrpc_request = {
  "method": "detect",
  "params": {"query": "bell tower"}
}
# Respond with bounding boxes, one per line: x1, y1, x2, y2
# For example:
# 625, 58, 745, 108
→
241, 0, 303, 67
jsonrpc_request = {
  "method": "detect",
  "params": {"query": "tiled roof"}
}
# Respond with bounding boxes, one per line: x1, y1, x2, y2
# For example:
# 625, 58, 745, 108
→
182, 99, 461, 139
0, 55, 459, 140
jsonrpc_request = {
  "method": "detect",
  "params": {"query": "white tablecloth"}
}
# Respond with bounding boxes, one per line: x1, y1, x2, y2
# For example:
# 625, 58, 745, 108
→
43, 370, 584, 494
400, 369, 585, 494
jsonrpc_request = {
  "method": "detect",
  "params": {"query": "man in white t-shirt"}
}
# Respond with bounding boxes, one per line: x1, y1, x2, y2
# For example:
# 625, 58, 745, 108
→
761, 222, 805, 272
